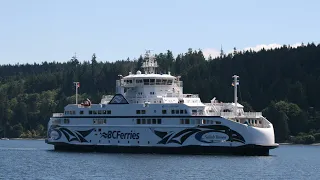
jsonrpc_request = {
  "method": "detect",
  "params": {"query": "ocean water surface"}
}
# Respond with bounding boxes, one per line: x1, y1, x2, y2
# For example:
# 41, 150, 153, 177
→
0, 140, 319, 180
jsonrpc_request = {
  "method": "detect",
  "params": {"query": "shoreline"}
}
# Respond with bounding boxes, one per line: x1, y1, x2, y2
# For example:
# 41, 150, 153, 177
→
278, 142, 320, 146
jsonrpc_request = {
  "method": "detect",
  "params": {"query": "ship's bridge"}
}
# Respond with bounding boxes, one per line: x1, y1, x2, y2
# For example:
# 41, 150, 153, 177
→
115, 50, 184, 104
116, 71, 183, 104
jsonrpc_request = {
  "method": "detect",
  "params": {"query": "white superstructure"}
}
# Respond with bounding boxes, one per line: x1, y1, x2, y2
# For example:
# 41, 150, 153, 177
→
46, 50, 278, 155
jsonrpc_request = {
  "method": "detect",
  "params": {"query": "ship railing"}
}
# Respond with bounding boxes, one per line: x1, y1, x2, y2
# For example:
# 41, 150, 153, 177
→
195, 112, 262, 118
165, 93, 180, 97
52, 113, 64, 117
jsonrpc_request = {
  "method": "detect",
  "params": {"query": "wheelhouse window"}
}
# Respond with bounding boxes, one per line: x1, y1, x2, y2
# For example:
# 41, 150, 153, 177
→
161, 79, 167, 85
162, 110, 167, 114
143, 79, 149, 85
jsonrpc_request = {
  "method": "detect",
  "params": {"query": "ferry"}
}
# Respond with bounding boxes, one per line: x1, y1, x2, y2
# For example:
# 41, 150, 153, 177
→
45, 50, 278, 155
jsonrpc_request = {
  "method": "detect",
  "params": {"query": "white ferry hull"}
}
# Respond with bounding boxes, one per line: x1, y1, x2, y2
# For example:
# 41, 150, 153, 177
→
46, 118, 278, 156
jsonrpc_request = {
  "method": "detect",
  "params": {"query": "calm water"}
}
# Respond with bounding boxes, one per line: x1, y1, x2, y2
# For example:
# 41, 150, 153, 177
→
0, 140, 319, 180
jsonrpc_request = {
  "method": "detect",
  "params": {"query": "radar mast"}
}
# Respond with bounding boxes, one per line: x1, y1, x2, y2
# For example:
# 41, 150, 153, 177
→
141, 50, 158, 74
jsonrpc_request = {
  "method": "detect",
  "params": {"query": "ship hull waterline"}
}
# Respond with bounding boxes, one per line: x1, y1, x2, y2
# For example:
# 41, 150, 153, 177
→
47, 141, 279, 156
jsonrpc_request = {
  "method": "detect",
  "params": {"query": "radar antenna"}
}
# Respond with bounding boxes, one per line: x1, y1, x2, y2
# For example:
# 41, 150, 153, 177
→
142, 50, 158, 74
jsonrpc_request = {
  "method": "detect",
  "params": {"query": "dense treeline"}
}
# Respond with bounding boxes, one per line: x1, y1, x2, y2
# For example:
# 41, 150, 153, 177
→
1, 43, 320, 143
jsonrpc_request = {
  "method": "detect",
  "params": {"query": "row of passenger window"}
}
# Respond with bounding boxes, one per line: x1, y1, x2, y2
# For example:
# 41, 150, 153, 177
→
136, 118, 162, 124
136, 109, 188, 115
65, 111, 76, 115
136, 110, 146, 114
124, 79, 173, 85
52, 118, 70, 125
180, 119, 221, 125
93, 118, 107, 124
89, 110, 112, 115
65, 110, 112, 115
246, 119, 261, 124
162, 109, 188, 114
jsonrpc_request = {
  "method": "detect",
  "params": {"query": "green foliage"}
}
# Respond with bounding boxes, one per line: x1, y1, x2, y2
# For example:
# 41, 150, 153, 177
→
11, 123, 24, 138
313, 133, 320, 142
291, 135, 315, 144
1, 44, 320, 140
263, 101, 290, 142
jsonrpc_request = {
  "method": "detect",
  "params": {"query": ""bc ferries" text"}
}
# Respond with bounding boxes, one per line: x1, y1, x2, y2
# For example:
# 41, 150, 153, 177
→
103, 131, 140, 139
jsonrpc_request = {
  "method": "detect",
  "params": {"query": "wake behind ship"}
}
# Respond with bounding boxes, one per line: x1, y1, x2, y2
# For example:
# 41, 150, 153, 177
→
45, 50, 278, 155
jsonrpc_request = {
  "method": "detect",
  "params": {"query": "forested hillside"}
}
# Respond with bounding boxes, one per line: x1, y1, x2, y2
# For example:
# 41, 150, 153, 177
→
1, 43, 320, 143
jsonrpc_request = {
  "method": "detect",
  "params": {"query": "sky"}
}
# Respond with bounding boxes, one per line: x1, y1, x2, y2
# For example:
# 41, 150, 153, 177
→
0, 0, 319, 65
